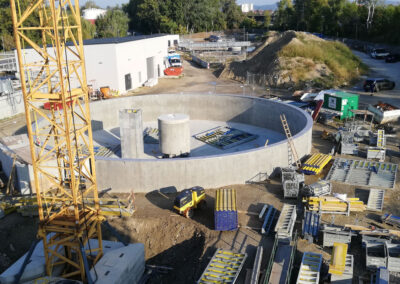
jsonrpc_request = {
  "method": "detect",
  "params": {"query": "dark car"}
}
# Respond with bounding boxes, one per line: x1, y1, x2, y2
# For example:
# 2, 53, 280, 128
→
385, 53, 400, 63
363, 78, 395, 92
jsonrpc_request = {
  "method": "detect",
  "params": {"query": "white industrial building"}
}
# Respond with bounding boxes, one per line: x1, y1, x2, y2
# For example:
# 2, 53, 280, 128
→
19, 34, 180, 94
241, 3, 254, 13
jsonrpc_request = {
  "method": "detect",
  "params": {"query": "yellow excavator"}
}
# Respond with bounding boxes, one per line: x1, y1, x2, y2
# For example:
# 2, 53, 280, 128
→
173, 186, 206, 218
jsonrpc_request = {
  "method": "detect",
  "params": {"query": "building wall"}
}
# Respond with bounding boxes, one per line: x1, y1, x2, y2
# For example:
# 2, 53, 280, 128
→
90, 94, 313, 193
114, 37, 168, 92
84, 44, 119, 91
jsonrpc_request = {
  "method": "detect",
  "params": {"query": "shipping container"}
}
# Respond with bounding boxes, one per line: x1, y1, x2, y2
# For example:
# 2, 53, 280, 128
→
322, 91, 359, 120
214, 188, 238, 231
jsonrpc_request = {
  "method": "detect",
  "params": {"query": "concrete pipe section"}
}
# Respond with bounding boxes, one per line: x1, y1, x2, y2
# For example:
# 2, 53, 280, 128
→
90, 94, 313, 193
158, 113, 190, 158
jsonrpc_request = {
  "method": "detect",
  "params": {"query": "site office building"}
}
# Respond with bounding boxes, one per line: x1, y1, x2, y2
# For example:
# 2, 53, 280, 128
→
18, 34, 180, 93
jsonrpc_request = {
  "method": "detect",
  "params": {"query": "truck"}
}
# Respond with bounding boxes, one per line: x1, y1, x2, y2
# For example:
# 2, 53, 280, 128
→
167, 51, 182, 67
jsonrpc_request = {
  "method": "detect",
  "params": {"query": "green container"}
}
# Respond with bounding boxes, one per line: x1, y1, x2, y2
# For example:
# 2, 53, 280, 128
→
322, 91, 359, 120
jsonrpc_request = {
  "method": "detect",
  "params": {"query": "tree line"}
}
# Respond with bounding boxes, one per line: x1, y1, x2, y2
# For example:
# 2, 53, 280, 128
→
274, 0, 400, 44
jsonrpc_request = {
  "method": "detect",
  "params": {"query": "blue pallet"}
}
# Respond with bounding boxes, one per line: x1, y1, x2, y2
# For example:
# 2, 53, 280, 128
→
215, 210, 238, 231
261, 205, 276, 235
303, 211, 320, 238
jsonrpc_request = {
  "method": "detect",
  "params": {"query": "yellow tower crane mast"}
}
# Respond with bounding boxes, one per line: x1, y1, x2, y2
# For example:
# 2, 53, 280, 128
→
10, 0, 103, 280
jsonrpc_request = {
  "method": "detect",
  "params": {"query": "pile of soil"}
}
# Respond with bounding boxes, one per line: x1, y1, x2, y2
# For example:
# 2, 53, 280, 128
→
220, 31, 348, 89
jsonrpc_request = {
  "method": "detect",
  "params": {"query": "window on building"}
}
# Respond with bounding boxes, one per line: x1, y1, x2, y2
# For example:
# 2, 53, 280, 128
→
173, 40, 178, 45
138, 72, 142, 83
158, 64, 160, 77
168, 40, 171, 47
125, 73, 132, 90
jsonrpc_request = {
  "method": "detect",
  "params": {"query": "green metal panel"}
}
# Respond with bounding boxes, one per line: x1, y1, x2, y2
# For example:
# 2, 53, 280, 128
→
323, 92, 359, 120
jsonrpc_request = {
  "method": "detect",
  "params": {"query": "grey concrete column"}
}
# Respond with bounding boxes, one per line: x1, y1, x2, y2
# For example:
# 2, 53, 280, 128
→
119, 109, 144, 158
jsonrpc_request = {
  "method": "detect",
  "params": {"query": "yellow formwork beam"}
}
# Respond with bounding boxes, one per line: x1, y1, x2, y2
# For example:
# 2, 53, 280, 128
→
329, 243, 348, 275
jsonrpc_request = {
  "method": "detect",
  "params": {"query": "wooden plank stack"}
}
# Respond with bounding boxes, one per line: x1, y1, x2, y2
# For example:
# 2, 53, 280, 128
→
303, 196, 366, 215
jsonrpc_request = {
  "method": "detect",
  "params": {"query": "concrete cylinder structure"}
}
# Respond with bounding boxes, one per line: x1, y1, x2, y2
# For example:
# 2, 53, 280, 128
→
119, 109, 144, 158
158, 113, 190, 157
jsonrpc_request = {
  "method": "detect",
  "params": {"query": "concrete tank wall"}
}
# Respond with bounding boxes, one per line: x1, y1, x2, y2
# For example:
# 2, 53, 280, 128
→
90, 94, 313, 193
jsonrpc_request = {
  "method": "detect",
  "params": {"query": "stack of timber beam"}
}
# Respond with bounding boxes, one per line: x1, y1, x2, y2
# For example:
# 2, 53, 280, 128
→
329, 242, 348, 275
303, 196, 366, 215
0, 194, 135, 218
214, 188, 238, 231
301, 153, 332, 175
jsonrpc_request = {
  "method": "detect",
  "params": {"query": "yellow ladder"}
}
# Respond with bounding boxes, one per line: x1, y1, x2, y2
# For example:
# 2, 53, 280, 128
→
280, 114, 301, 168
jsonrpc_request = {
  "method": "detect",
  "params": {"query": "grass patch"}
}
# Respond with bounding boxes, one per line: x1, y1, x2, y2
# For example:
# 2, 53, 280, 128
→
278, 37, 367, 87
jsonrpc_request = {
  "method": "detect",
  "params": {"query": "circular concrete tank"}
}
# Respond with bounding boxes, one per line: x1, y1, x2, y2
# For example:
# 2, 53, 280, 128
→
158, 113, 190, 157
87, 94, 313, 193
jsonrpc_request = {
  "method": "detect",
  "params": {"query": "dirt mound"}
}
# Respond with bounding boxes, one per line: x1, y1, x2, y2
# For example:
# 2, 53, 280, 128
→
220, 30, 365, 89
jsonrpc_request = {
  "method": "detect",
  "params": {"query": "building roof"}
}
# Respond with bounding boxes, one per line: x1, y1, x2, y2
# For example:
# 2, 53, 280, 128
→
81, 34, 169, 46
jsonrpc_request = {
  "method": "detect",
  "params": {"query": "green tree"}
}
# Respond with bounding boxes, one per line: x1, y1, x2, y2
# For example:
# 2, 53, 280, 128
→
264, 10, 272, 29
83, 1, 100, 9
0, 0, 41, 50
81, 18, 96, 39
274, 0, 295, 30
95, 8, 129, 38
222, 0, 243, 29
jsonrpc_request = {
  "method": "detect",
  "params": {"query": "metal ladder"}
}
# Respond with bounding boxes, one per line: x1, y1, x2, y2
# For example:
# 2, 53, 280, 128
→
275, 204, 297, 240
280, 114, 301, 168
296, 252, 322, 284
367, 189, 385, 212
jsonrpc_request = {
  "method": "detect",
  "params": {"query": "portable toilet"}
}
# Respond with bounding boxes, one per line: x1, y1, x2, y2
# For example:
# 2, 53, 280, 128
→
322, 91, 359, 120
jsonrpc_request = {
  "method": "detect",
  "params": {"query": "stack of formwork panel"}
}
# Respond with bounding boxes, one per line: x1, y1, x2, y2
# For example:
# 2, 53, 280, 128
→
321, 225, 354, 247
331, 254, 354, 283
340, 132, 358, 155
301, 153, 332, 175
281, 168, 304, 198
329, 242, 348, 275
365, 241, 387, 270
197, 249, 247, 284
386, 243, 400, 273
274, 204, 297, 242
296, 252, 322, 284
303, 196, 366, 215
302, 180, 332, 197
214, 188, 238, 231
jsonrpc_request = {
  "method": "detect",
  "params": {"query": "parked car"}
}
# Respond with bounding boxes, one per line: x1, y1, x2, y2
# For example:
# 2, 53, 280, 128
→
370, 48, 390, 59
385, 53, 400, 63
363, 78, 395, 92
209, 35, 222, 42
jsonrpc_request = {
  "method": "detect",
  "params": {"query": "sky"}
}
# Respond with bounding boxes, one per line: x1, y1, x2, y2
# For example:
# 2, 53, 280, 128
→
89, 0, 278, 8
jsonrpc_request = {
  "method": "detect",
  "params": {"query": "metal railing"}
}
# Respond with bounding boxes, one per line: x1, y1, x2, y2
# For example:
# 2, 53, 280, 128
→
0, 51, 17, 72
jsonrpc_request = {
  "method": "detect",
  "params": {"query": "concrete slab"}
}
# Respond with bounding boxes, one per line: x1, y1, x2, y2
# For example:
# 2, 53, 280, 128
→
90, 243, 145, 284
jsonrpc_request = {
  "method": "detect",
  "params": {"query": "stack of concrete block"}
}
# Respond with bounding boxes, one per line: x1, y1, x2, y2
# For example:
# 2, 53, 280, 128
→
90, 243, 145, 284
